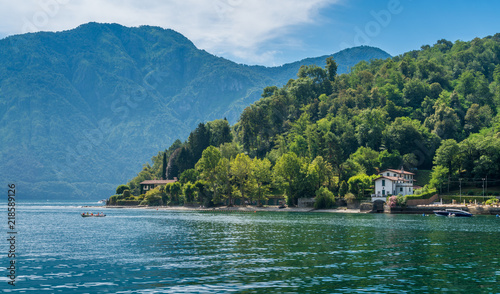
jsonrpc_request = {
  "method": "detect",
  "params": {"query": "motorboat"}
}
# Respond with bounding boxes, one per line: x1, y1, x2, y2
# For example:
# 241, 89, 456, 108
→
433, 209, 472, 217
81, 213, 106, 217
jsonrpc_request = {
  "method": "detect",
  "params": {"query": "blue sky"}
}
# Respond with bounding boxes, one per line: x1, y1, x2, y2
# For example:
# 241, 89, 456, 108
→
0, 0, 498, 66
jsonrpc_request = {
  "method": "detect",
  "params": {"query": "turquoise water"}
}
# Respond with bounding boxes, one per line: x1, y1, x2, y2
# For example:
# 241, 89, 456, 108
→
1, 201, 499, 293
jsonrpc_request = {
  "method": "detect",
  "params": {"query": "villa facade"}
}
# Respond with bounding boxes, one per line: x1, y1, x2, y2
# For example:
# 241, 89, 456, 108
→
139, 178, 177, 195
372, 168, 416, 202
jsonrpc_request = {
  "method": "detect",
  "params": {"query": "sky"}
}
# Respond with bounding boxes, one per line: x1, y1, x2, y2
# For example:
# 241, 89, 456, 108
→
0, 0, 498, 66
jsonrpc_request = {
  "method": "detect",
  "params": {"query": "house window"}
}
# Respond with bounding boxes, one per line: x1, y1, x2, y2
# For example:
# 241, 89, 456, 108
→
387, 173, 389, 176
382, 180, 385, 186
382, 190, 385, 195
400, 187, 403, 192
394, 174, 396, 177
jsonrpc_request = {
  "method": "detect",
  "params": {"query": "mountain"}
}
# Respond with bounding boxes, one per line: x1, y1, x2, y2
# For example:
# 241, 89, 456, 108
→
0, 22, 390, 199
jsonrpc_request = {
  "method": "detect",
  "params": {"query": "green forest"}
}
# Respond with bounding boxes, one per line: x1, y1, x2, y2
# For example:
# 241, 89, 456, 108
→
112, 35, 500, 208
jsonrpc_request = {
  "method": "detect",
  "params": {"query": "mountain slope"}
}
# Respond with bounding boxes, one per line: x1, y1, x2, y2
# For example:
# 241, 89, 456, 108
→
0, 22, 390, 199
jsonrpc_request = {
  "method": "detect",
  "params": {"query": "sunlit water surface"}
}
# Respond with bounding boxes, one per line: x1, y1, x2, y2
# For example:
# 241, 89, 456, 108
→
1, 201, 499, 293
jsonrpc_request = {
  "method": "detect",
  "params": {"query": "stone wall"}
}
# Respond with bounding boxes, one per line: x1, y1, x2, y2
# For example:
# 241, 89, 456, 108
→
298, 198, 315, 208
406, 194, 439, 206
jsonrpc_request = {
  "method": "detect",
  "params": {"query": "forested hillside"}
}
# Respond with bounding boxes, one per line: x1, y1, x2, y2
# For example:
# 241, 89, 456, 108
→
125, 35, 500, 207
0, 22, 389, 199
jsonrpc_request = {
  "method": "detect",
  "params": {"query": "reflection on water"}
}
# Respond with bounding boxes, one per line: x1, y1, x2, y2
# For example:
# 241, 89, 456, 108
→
1, 202, 499, 293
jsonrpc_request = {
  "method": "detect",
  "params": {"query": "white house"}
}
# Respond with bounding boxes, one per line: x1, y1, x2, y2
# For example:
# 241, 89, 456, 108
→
372, 168, 415, 202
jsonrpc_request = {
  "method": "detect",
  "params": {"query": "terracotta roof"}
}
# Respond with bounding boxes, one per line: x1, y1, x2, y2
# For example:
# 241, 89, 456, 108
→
140, 179, 177, 185
379, 168, 415, 175
373, 176, 412, 182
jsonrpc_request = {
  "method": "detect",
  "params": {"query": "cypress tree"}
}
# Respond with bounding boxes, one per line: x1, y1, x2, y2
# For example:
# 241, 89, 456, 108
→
162, 152, 167, 180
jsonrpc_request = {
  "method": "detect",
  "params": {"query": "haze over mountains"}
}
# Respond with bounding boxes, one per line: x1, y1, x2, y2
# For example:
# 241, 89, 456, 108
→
0, 23, 390, 199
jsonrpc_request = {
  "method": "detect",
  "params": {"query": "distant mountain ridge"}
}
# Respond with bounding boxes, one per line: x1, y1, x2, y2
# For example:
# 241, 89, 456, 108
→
0, 22, 391, 199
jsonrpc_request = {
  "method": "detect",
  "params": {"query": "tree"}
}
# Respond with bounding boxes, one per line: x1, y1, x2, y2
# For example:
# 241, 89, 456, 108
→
355, 108, 387, 150
252, 157, 272, 206
429, 165, 449, 192
219, 142, 242, 160
347, 173, 373, 199
424, 102, 461, 140
464, 104, 493, 134
403, 79, 429, 108
314, 187, 335, 209
273, 152, 303, 206
262, 86, 278, 98
402, 153, 418, 170
195, 146, 222, 203
326, 57, 338, 82
308, 156, 333, 190
433, 139, 460, 177
167, 182, 182, 204
349, 147, 379, 175
215, 157, 235, 206
473, 155, 496, 178
339, 181, 348, 197
144, 187, 164, 206
231, 153, 254, 206
289, 134, 308, 157
383, 117, 424, 155
161, 152, 167, 180
183, 182, 198, 203
194, 180, 211, 206
179, 169, 199, 184
208, 119, 233, 147
116, 184, 130, 195
378, 150, 402, 171
188, 123, 211, 162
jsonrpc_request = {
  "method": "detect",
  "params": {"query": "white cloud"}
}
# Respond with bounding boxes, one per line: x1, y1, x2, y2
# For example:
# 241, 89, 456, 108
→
0, 0, 339, 65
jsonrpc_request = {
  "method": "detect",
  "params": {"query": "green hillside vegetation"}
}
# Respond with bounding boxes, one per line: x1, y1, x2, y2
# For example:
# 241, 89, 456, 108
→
0, 23, 390, 199
124, 34, 500, 207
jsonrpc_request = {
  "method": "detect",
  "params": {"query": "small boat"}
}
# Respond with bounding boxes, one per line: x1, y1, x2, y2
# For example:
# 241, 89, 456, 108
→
81, 213, 106, 217
433, 209, 473, 217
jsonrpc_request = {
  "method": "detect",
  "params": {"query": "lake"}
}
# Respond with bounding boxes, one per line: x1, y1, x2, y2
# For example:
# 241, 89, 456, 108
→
1, 201, 499, 293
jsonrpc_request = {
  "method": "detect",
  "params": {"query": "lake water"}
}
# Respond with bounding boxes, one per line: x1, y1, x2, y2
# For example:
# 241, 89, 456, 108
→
1, 201, 499, 293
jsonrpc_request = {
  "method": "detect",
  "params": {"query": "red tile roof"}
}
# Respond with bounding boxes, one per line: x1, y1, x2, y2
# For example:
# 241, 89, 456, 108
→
373, 176, 412, 182
380, 168, 415, 175
140, 179, 177, 185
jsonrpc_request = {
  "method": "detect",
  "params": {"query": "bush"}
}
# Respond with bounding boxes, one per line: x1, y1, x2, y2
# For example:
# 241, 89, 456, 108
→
123, 189, 131, 198
485, 197, 499, 206
387, 196, 398, 208
144, 195, 163, 206
397, 195, 407, 207
406, 189, 437, 200
109, 195, 120, 205
117, 194, 127, 200
344, 193, 356, 204
314, 187, 336, 209
116, 200, 141, 206
467, 190, 475, 196
116, 184, 130, 195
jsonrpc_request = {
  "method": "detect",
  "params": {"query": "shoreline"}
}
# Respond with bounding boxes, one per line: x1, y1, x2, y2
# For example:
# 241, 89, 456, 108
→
84, 203, 500, 215
89, 205, 362, 214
